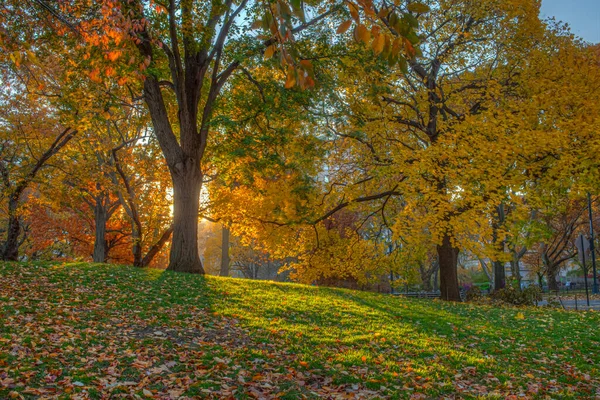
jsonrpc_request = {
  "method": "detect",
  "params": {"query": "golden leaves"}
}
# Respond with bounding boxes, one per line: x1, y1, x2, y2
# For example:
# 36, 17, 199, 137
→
337, 20, 353, 34
371, 33, 385, 55
264, 45, 277, 60
406, 2, 430, 14
88, 68, 102, 83
354, 24, 370, 45
284, 68, 296, 89
348, 2, 360, 22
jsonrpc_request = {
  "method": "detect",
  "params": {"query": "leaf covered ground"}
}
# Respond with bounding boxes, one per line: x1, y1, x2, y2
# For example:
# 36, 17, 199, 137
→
0, 263, 599, 399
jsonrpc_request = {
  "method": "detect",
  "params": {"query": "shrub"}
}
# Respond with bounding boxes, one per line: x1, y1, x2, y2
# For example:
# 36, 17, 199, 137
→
491, 284, 542, 306
465, 285, 483, 302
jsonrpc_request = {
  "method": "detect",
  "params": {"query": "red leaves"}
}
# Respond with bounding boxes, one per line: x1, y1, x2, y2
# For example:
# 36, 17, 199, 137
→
106, 50, 121, 62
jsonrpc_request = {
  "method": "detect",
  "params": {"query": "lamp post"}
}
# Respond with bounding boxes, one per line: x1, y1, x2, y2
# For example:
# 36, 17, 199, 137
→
578, 234, 590, 307
588, 193, 598, 294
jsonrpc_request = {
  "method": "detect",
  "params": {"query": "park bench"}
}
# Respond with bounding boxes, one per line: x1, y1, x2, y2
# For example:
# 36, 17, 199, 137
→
393, 290, 466, 300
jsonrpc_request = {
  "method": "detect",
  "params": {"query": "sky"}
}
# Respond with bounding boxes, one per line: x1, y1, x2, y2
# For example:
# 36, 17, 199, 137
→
541, 0, 600, 43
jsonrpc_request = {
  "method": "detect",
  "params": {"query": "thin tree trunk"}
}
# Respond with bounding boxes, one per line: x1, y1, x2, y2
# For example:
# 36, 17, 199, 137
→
537, 273, 544, 289
437, 234, 461, 301
110, 147, 144, 266
2, 195, 21, 261
478, 258, 493, 283
168, 161, 204, 273
511, 257, 522, 290
0, 127, 76, 261
141, 225, 174, 267
220, 226, 230, 277
93, 197, 108, 263
132, 225, 143, 267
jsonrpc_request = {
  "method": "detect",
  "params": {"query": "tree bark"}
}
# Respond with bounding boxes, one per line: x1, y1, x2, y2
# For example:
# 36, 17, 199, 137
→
547, 268, 559, 291
220, 226, 230, 277
2, 195, 21, 261
493, 261, 506, 291
492, 203, 506, 290
92, 197, 108, 263
167, 160, 204, 273
437, 234, 461, 301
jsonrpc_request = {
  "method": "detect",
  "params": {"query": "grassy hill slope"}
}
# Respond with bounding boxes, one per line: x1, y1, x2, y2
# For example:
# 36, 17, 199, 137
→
0, 262, 599, 399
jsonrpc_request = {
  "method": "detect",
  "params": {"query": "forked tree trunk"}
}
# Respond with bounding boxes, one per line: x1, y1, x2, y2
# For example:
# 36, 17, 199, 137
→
437, 234, 461, 301
418, 260, 438, 292
93, 199, 108, 263
2, 196, 21, 261
168, 160, 204, 274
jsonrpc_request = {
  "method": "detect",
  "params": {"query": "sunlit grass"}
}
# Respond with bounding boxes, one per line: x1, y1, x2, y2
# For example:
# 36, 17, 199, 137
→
0, 262, 599, 398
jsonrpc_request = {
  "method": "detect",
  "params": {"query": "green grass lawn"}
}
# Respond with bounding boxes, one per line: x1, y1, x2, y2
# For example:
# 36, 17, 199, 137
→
0, 262, 599, 399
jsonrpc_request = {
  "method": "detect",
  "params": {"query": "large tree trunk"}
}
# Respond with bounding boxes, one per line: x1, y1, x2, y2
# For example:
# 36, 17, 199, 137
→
546, 256, 560, 291
437, 234, 461, 301
492, 203, 506, 291
220, 226, 230, 277
547, 268, 559, 291
167, 161, 204, 273
93, 198, 108, 263
1, 195, 21, 261
493, 260, 506, 291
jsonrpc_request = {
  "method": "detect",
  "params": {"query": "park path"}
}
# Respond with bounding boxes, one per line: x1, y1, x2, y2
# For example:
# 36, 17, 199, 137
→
538, 299, 600, 310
